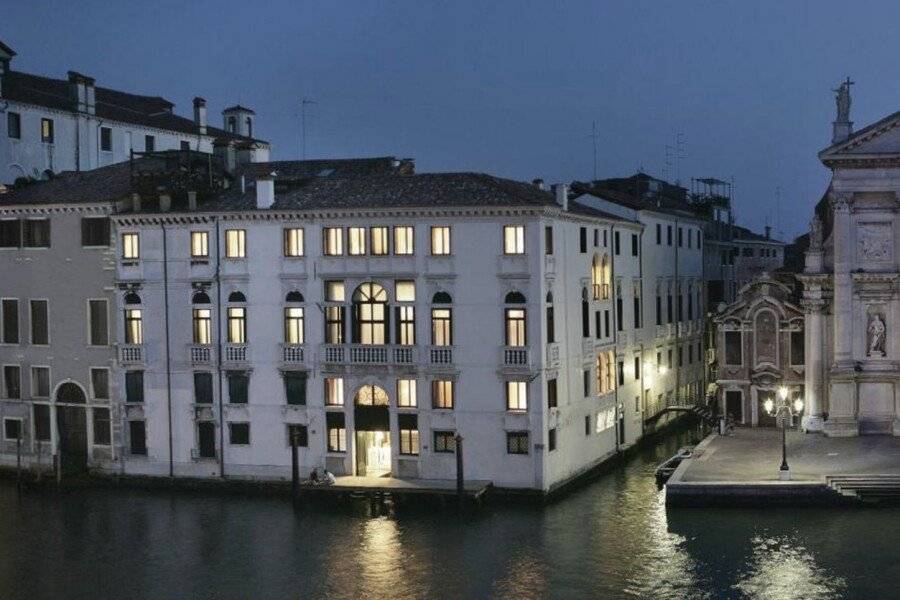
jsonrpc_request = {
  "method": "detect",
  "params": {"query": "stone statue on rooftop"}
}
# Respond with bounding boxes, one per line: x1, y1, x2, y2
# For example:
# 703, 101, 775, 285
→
809, 215, 823, 249
834, 78, 853, 123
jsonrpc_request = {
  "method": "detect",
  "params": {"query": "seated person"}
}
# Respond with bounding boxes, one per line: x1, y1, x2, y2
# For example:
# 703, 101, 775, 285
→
322, 469, 336, 486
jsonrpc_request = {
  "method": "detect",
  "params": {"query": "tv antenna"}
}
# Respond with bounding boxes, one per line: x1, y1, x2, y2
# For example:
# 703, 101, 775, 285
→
587, 121, 600, 180
300, 97, 317, 160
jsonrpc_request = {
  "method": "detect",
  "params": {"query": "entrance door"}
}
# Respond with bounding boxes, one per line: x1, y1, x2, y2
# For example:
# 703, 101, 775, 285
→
198, 422, 216, 458
57, 406, 88, 473
725, 391, 743, 423
353, 384, 391, 477
757, 391, 777, 427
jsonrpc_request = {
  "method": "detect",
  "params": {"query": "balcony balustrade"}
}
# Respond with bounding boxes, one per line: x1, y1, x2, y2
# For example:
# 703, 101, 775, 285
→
223, 343, 248, 363
282, 344, 305, 363
320, 344, 420, 365
119, 344, 143, 364
429, 346, 453, 365
502, 346, 530, 367
189, 344, 212, 364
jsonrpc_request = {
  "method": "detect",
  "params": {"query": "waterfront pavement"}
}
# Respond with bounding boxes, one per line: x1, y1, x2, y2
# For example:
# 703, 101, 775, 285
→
680, 427, 900, 482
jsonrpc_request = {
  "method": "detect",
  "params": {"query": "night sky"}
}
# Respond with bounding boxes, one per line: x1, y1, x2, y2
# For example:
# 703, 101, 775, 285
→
6, 1, 900, 240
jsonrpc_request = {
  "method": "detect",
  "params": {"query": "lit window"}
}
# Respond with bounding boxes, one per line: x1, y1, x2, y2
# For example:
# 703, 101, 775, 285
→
399, 414, 419, 455
503, 225, 525, 254
227, 307, 246, 343
190, 231, 209, 258
430, 226, 451, 255
327, 412, 346, 452
397, 305, 415, 345
397, 379, 417, 407
124, 309, 143, 344
325, 281, 345, 302
431, 307, 452, 346
433, 430, 456, 453
505, 308, 526, 346
506, 431, 529, 454
394, 226, 414, 255
348, 227, 366, 255
370, 227, 389, 255
396, 281, 415, 302
225, 229, 245, 258
323, 227, 343, 256
352, 283, 388, 345
324, 377, 344, 406
284, 307, 304, 344
283, 228, 304, 257
41, 118, 54, 143
506, 381, 527, 411
432, 380, 453, 409
193, 309, 211, 344
122, 233, 139, 260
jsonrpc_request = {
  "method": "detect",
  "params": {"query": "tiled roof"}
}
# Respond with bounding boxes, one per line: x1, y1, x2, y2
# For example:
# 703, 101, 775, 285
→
1, 70, 268, 145
208, 172, 563, 212
0, 161, 133, 206
570, 183, 697, 219
236, 157, 414, 181
223, 104, 255, 114
732, 224, 783, 244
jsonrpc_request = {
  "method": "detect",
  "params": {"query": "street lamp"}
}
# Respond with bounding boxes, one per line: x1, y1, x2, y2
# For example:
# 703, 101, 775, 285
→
764, 386, 804, 480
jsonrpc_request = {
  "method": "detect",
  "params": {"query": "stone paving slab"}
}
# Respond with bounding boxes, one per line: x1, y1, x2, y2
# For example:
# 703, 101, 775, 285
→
679, 427, 900, 482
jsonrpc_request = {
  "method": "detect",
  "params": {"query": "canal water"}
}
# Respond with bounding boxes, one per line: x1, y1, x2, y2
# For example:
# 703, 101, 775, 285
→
1, 428, 897, 600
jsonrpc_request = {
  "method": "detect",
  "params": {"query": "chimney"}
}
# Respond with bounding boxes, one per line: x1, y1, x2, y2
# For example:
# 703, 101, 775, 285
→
193, 97, 207, 135
159, 194, 171, 212
255, 174, 276, 209
187, 190, 198, 211
553, 183, 568, 211
67, 71, 96, 115
764, 225, 771, 239
532, 178, 545, 191
131, 192, 142, 212
0, 40, 15, 98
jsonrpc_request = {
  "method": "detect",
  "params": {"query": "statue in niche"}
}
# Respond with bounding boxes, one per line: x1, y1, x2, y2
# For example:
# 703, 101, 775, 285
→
809, 215, 823, 249
868, 313, 886, 357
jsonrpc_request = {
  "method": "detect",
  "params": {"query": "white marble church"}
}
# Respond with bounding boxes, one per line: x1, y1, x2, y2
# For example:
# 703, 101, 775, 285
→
799, 80, 900, 436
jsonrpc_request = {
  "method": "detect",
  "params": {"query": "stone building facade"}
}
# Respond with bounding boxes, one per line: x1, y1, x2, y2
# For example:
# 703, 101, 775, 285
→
713, 275, 805, 426
799, 92, 900, 436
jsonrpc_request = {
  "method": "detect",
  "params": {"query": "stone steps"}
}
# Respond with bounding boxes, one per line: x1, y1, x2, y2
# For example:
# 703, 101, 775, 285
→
825, 475, 900, 502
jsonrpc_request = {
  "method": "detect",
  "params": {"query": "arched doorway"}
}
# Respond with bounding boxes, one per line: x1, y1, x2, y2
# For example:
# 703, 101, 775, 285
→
55, 381, 88, 473
354, 384, 391, 477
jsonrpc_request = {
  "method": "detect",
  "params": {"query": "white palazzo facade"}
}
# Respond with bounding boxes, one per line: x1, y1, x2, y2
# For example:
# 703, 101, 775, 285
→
799, 99, 900, 436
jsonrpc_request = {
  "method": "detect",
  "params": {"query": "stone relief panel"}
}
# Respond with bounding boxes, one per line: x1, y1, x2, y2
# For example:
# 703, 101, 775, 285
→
856, 222, 893, 262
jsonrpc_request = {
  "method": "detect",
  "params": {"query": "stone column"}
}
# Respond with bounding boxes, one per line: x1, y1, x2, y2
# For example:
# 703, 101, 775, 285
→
802, 299, 825, 432
831, 194, 854, 367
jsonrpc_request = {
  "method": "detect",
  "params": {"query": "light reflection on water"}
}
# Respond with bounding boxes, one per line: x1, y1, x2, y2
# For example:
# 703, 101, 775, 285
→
0, 427, 895, 599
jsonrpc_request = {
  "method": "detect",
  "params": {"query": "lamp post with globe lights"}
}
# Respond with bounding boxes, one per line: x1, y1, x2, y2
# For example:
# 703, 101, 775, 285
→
764, 386, 804, 480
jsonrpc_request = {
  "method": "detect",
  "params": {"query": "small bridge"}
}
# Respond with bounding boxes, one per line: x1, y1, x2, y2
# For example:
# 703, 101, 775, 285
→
644, 403, 717, 426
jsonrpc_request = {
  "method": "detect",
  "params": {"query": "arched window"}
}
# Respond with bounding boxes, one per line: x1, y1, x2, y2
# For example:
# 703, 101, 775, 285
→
284, 291, 305, 344
505, 292, 526, 347
355, 384, 389, 406
56, 382, 86, 404
285, 291, 304, 303
505, 291, 526, 304
352, 283, 388, 345
581, 288, 589, 338
431, 292, 452, 346
228, 291, 246, 303
192, 291, 210, 304
124, 292, 141, 305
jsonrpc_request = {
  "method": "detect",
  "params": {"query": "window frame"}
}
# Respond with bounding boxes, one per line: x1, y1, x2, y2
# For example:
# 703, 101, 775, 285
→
433, 430, 457, 453
503, 225, 526, 255
322, 227, 344, 256
190, 231, 210, 259
228, 422, 251, 445
7, 112, 21, 139
121, 232, 140, 260
89, 366, 110, 401
393, 225, 414, 255
431, 379, 454, 409
31, 365, 51, 399
506, 431, 529, 455
283, 227, 304, 257
41, 118, 54, 143
100, 126, 113, 152
29, 298, 49, 345
430, 226, 451, 256
87, 298, 109, 346
505, 380, 527, 412
224, 229, 246, 259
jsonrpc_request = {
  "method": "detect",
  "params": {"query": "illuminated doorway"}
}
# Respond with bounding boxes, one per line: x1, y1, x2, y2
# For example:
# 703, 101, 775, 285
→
354, 385, 391, 477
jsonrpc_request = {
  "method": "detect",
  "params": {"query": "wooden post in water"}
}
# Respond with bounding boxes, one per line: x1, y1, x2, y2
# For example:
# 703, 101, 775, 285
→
54, 453, 61, 488
290, 428, 300, 509
16, 437, 21, 493
455, 434, 464, 509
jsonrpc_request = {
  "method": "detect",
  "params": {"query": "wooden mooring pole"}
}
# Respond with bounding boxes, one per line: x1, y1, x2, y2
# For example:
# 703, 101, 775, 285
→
455, 434, 464, 509
16, 437, 21, 494
290, 428, 300, 509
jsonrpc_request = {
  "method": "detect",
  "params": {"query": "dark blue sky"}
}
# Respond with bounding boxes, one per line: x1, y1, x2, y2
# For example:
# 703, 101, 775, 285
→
6, 1, 899, 239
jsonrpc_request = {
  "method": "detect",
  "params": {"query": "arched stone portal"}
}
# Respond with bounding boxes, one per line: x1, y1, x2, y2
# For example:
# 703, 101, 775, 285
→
353, 385, 391, 477
55, 382, 88, 473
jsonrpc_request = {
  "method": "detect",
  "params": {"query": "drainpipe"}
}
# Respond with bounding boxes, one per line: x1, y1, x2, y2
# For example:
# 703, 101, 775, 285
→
162, 223, 174, 477
674, 219, 681, 409
215, 217, 225, 478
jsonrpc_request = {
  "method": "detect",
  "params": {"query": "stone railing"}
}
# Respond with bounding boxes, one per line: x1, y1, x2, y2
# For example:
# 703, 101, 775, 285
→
502, 346, 529, 367
189, 344, 212, 364
282, 344, 305, 363
119, 344, 143, 365
429, 346, 453, 365
223, 343, 248, 363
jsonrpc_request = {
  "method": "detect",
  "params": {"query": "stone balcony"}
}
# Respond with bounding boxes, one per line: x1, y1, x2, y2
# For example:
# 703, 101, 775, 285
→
282, 344, 305, 364
119, 344, 143, 365
189, 344, 213, 365
428, 346, 454, 365
320, 344, 417, 366
223, 343, 249, 364
501, 346, 530, 368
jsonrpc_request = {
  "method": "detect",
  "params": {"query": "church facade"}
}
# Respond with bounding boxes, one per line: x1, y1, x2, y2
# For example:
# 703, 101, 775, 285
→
799, 81, 900, 436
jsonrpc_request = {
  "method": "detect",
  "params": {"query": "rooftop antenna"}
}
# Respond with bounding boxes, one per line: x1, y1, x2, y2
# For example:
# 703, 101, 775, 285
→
674, 132, 686, 185
663, 144, 674, 181
587, 121, 600, 180
300, 97, 317, 160
774, 186, 782, 239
